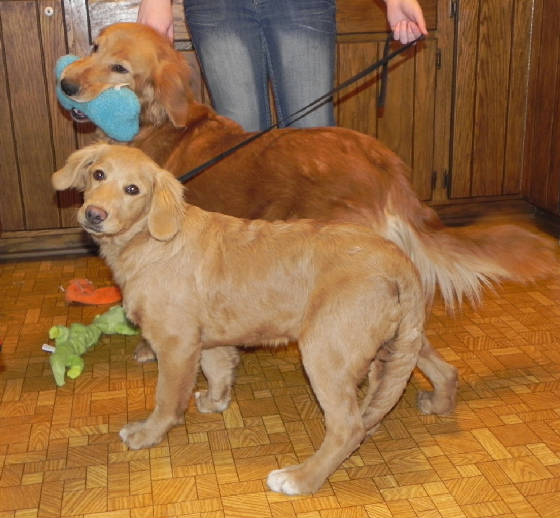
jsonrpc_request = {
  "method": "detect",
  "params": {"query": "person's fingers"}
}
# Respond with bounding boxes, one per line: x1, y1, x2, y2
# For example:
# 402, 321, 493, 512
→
394, 19, 425, 44
402, 21, 411, 43
392, 22, 401, 43
409, 21, 421, 40
395, 20, 410, 44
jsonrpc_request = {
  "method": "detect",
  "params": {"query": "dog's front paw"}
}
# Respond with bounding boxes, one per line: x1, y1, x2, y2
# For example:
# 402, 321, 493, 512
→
119, 421, 164, 449
194, 390, 231, 414
267, 465, 317, 495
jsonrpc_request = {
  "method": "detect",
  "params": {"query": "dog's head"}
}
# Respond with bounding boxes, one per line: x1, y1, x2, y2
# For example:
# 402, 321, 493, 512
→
52, 144, 185, 242
58, 23, 192, 127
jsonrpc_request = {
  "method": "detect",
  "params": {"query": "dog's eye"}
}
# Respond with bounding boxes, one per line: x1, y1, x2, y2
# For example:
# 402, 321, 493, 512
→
93, 169, 105, 181
92, 43, 99, 53
111, 64, 129, 74
124, 184, 139, 195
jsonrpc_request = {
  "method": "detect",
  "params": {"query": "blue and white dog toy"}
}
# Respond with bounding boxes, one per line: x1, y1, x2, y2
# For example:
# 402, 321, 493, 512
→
55, 55, 141, 142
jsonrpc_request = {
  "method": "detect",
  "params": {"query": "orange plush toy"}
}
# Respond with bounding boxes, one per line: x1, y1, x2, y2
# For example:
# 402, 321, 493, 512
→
65, 279, 122, 305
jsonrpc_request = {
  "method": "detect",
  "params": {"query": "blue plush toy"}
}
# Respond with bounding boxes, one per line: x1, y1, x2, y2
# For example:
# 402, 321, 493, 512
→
55, 55, 141, 142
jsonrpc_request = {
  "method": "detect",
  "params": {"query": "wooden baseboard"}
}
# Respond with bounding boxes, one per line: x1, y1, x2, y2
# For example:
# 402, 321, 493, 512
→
1, 200, 557, 262
434, 198, 537, 225
435, 199, 559, 238
534, 208, 560, 237
0, 228, 97, 262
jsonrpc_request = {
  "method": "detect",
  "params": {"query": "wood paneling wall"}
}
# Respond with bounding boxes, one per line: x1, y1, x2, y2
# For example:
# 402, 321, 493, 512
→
1, 1, 55, 230
523, 0, 560, 215
0, 0, 77, 232
2, 0, 557, 258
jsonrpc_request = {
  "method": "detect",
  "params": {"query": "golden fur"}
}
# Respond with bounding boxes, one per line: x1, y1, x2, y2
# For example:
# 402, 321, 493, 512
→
54, 143, 431, 494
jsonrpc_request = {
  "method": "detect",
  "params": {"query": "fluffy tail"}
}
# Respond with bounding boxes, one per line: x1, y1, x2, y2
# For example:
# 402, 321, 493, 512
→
384, 182, 557, 310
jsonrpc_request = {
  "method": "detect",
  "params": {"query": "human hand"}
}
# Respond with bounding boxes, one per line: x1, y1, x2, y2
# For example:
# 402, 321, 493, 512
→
137, 0, 174, 42
385, 0, 428, 44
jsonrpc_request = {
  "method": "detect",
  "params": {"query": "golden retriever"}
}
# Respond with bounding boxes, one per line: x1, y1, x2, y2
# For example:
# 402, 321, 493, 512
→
53, 143, 428, 495
58, 22, 554, 416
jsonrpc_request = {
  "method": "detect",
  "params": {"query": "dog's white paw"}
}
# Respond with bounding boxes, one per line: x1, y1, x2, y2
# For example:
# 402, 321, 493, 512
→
267, 467, 304, 495
194, 390, 230, 414
417, 391, 436, 414
119, 421, 162, 450
119, 421, 143, 441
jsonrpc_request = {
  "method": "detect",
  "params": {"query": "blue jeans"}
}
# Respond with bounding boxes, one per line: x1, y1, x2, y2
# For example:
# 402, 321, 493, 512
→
184, 0, 336, 131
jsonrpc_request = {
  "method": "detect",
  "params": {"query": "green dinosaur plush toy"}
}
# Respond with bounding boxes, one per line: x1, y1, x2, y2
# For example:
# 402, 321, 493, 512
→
48, 305, 139, 386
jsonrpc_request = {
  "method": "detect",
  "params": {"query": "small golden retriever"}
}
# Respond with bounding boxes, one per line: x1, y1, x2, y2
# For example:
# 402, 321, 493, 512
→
53, 143, 428, 495
58, 22, 554, 418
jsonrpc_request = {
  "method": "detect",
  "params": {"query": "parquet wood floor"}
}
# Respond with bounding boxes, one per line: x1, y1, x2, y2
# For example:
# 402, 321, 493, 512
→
1, 235, 560, 517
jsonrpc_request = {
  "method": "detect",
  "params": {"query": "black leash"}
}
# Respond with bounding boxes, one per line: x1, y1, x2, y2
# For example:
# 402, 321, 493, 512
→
378, 35, 393, 109
178, 34, 424, 184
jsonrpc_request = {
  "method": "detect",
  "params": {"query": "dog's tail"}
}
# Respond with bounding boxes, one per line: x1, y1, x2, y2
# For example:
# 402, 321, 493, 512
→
384, 178, 557, 310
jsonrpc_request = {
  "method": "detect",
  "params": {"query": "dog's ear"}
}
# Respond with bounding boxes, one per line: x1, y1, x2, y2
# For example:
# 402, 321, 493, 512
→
52, 143, 109, 191
148, 169, 185, 241
154, 58, 192, 127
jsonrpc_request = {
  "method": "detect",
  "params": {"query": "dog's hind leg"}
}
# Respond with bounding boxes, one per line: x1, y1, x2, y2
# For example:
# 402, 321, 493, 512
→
267, 335, 366, 495
416, 337, 458, 415
361, 329, 424, 437
195, 346, 240, 413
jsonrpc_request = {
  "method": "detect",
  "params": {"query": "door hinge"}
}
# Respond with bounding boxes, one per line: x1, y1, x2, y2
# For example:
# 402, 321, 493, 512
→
436, 48, 442, 69
450, 0, 458, 18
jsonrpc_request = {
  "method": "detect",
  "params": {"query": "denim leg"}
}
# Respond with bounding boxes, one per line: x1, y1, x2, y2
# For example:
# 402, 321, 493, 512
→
184, 0, 271, 131
261, 0, 336, 128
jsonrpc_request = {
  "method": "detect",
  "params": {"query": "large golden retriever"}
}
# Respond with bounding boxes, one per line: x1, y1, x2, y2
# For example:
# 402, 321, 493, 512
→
53, 143, 428, 494
58, 22, 553, 416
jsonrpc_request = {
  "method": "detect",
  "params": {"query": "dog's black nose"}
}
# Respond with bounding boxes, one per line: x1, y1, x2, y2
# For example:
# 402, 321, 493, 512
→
60, 78, 80, 96
85, 205, 107, 225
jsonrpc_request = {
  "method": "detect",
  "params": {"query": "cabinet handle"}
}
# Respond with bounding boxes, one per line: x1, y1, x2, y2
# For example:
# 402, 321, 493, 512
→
44, 6, 54, 16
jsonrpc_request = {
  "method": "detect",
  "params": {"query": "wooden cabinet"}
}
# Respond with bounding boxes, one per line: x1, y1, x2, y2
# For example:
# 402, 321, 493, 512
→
336, 37, 442, 201
335, 0, 448, 202
450, 0, 533, 200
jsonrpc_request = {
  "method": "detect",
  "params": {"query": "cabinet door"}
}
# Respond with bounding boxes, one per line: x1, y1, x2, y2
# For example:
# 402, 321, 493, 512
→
336, 38, 438, 201
450, 0, 533, 199
0, 0, 77, 232
335, 0, 451, 203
